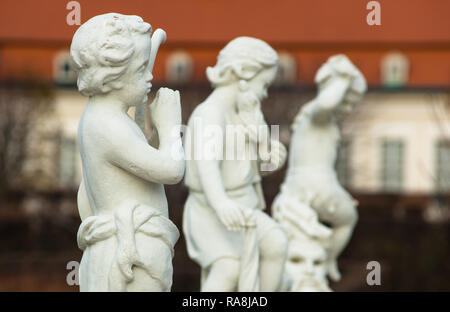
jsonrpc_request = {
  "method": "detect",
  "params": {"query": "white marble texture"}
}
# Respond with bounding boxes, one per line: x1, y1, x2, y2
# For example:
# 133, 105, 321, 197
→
272, 55, 367, 290
70, 13, 185, 291
182, 37, 288, 292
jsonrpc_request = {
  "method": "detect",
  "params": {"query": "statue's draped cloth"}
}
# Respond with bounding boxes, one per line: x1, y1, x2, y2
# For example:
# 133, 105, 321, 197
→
184, 184, 279, 268
77, 202, 179, 291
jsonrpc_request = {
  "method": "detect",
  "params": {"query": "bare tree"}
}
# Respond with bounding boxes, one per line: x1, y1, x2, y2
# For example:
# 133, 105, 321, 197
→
0, 82, 57, 195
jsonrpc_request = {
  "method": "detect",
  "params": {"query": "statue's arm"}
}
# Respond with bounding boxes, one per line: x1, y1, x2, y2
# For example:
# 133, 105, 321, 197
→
189, 108, 246, 231
196, 158, 229, 209
190, 107, 239, 214
107, 125, 185, 185
192, 116, 229, 210
196, 156, 246, 230
310, 76, 353, 124
77, 178, 93, 221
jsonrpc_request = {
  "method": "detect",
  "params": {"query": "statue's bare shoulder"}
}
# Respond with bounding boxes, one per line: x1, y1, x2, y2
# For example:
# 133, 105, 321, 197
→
190, 99, 226, 127
80, 107, 145, 158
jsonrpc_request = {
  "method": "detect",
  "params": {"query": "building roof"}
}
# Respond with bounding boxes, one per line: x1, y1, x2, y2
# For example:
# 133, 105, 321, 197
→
0, 0, 449, 87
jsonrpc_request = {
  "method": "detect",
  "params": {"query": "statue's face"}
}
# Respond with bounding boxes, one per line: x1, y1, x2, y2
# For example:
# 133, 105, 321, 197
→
246, 66, 278, 102
337, 89, 362, 115
286, 239, 329, 292
117, 34, 153, 106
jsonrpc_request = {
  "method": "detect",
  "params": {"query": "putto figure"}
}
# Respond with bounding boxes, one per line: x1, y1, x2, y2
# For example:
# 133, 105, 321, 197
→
71, 13, 185, 291
183, 37, 288, 291
272, 55, 367, 284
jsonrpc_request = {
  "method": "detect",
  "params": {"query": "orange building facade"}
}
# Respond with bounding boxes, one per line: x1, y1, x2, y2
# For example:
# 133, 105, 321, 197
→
1, 0, 450, 196
0, 0, 449, 88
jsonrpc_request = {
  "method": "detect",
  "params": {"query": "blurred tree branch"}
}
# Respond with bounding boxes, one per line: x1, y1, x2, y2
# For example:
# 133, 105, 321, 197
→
0, 82, 57, 195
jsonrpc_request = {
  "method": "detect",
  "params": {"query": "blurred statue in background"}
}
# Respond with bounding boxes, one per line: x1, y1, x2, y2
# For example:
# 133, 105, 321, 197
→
183, 37, 288, 291
272, 55, 367, 287
281, 231, 332, 292
70, 13, 185, 291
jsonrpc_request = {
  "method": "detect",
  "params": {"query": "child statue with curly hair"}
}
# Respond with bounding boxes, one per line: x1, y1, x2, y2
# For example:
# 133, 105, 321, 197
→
272, 55, 367, 284
71, 13, 184, 291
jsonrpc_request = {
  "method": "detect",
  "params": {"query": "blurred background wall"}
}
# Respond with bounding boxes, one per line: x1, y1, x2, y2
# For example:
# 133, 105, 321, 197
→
0, 0, 449, 291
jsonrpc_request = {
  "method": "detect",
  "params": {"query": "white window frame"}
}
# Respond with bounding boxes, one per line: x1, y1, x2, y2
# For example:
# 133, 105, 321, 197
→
435, 139, 450, 192
381, 52, 409, 88
53, 50, 77, 85
59, 134, 77, 189
381, 139, 405, 192
165, 51, 193, 85
335, 139, 351, 187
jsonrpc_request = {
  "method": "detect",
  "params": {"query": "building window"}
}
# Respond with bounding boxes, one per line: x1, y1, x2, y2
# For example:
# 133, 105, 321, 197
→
336, 139, 351, 187
59, 135, 77, 189
165, 51, 193, 84
381, 52, 409, 88
381, 140, 404, 192
274, 52, 297, 86
53, 50, 77, 85
435, 140, 450, 192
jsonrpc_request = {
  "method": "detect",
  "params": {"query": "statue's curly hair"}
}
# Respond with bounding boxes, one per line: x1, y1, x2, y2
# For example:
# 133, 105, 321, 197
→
70, 13, 151, 96
206, 37, 279, 87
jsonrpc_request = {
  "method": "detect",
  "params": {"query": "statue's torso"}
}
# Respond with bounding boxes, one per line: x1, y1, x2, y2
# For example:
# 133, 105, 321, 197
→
78, 105, 168, 217
184, 103, 259, 193
288, 108, 340, 175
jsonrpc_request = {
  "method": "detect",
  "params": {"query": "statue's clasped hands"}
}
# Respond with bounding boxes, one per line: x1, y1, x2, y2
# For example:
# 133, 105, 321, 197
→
149, 87, 182, 136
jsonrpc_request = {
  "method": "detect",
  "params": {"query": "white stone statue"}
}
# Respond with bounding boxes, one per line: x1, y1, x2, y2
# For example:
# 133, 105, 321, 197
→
272, 55, 367, 285
183, 37, 288, 292
70, 13, 185, 291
